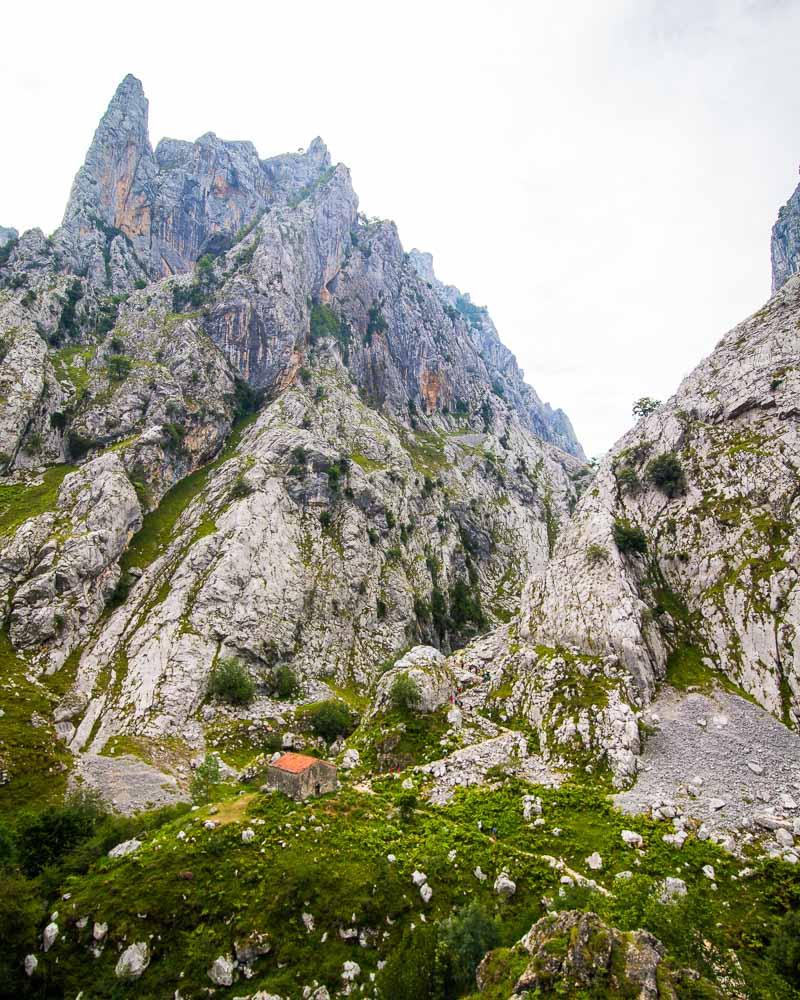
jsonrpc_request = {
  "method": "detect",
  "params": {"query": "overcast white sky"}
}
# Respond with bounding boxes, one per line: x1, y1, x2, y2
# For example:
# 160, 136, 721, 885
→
3, 0, 800, 456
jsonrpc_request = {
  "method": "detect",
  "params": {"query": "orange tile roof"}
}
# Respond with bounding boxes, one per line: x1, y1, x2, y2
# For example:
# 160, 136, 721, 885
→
271, 752, 320, 774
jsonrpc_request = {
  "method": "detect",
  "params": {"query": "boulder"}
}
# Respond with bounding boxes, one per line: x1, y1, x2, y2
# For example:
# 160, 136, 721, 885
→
208, 955, 234, 986
108, 838, 142, 858
115, 942, 150, 980
371, 646, 456, 715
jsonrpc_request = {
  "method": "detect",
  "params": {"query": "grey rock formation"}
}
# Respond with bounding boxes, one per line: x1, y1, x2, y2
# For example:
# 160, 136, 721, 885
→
513, 271, 800, 754
371, 645, 454, 714
56, 74, 335, 292
408, 249, 584, 458
477, 910, 717, 997
772, 167, 800, 291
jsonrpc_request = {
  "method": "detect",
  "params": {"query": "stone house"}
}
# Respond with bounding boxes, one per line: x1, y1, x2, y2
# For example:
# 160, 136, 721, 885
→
265, 752, 338, 800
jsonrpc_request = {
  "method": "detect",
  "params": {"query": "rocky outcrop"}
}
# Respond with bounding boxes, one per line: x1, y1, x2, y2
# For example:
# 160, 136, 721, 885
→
478, 910, 718, 997
772, 168, 800, 292
0, 453, 141, 670
56, 74, 335, 292
408, 249, 584, 458
508, 271, 800, 754
371, 645, 455, 714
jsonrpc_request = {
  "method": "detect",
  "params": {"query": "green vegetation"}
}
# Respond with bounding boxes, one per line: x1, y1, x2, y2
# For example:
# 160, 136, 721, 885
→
632, 396, 660, 418
207, 657, 256, 706
119, 411, 259, 575
106, 353, 132, 381
390, 671, 422, 712
270, 664, 299, 700
612, 517, 647, 555
0, 776, 796, 998
307, 700, 356, 742
646, 452, 686, 497
585, 542, 608, 565
172, 253, 219, 312
0, 464, 76, 538
190, 753, 222, 805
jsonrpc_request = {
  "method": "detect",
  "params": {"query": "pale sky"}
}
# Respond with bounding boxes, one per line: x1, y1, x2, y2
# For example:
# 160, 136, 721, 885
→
3, 0, 800, 457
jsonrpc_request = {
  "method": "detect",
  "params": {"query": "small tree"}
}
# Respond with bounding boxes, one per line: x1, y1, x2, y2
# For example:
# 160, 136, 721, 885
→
397, 791, 417, 823
646, 452, 686, 498
632, 397, 660, 418
106, 355, 132, 381
390, 671, 422, 713
769, 910, 800, 986
612, 518, 647, 555
308, 701, 354, 741
190, 753, 221, 805
208, 657, 255, 706
439, 902, 500, 995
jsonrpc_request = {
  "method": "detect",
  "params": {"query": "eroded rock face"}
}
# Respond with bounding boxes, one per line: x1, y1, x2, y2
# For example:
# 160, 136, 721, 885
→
0, 453, 141, 669
56, 74, 334, 292
772, 168, 800, 292
516, 272, 800, 732
372, 646, 455, 714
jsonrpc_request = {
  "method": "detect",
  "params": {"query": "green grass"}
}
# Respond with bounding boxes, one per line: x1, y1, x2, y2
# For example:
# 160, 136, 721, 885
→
9, 777, 799, 998
51, 344, 96, 394
0, 464, 76, 538
120, 412, 258, 574
350, 451, 385, 473
0, 629, 73, 817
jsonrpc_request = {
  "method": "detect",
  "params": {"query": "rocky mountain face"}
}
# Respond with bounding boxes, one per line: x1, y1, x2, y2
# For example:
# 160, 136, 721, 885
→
0, 75, 585, 755
772, 167, 800, 291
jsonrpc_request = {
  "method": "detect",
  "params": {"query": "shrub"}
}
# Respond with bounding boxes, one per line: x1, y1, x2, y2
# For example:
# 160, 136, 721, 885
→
229, 473, 252, 501
439, 902, 500, 995
190, 753, 221, 805
586, 542, 609, 565
769, 910, 800, 986
632, 396, 660, 418
390, 672, 421, 713
646, 452, 686, 498
208, 657, 255, 706
376, 598, 387, 620
612, 518, 647, 555
614, 463, 640, 493
15, 789, 106, 876
319, 510, 332, 530
397, 791, 418, 823
49, 410, 66, 432
271, 664, 299, 699
308, 701, 354, 742
108, 336, 125, 353
106, 354, 132, 381
376, 924, 443, 1000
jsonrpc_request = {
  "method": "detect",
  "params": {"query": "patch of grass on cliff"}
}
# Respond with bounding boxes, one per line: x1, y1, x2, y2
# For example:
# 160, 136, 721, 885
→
0, 629, 72, 817
0, 464, 76, 538
51, 344, 96, 394
120, 412, 258, 573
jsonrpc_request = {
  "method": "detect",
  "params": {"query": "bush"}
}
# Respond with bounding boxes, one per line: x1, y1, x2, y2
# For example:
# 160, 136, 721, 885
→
646, 452, 686, 498
439, 901, 500, 995
190, 753, 221, 805
208, 657, 255, 706
612, 518, 647, 555
15, 789, 106, 876
376, 924, 443, 1000
319, 510, 333, 530
271, 664, 299, 700
106, 354, 132, 381
229, 473, 252, 501
390, 672, 421, 713
397, 791, 417, 823
308, 701, 354, 742
586, 542, 609, 565
769, 910, 800, 986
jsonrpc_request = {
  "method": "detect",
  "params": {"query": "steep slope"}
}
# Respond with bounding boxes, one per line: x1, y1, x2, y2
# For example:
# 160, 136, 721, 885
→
464, 253, 800, 793
772, 166, 800, 291
0, 75, 585, 767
